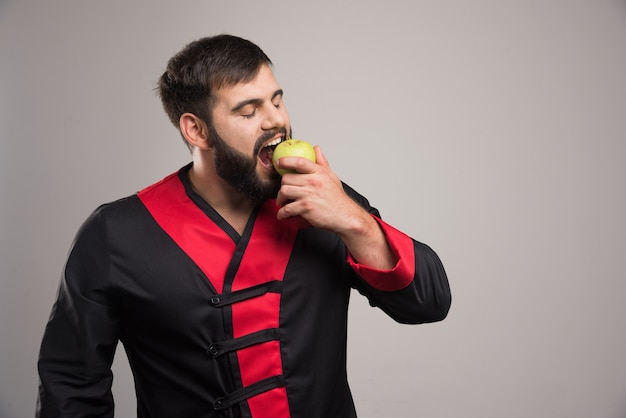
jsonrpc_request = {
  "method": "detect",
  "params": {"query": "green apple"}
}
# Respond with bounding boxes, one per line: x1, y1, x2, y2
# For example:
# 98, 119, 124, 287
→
272, 138, 316, 175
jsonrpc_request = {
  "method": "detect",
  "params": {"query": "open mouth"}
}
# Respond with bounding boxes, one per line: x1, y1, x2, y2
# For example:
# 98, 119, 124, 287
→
258, 136, 285, 167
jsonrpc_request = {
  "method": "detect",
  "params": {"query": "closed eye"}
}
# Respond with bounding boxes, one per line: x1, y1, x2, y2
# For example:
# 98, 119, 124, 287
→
232, 89, 284, 118
242, 109, 256, 119
272, 90, 284, 109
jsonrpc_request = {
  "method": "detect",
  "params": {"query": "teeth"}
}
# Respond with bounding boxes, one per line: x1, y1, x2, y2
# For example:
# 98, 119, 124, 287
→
265, 137, 283, 148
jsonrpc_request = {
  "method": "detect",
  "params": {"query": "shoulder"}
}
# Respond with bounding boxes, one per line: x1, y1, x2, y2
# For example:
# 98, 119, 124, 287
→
93, 194, 143, 216
72, 195, 147, 247
88, 195, 145, 226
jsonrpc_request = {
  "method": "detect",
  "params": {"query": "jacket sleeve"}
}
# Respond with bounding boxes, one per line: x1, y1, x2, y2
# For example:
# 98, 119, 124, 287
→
342, 183, 452, 324
37, 207, 119, 417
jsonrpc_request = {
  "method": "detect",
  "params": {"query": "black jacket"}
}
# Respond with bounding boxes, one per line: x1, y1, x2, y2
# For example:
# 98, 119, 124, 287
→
37, 164, 451, 417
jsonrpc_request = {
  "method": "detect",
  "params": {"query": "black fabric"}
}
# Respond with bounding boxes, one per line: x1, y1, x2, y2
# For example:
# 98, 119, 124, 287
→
209, 281, 283, 307
214, 375, 286, 411
207, 328, 283, 358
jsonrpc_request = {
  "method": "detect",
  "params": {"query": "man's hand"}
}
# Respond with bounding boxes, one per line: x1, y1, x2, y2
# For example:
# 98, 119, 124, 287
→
275, 146, 397, 270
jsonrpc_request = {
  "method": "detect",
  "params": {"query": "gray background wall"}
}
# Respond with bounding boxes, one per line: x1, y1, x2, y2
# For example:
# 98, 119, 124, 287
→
2, 1, 626, 417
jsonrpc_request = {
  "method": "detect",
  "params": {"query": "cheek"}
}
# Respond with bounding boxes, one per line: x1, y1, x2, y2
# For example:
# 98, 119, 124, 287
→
217, 122, 257, 152
284, 115, 292, 137
281, 108, 291, 125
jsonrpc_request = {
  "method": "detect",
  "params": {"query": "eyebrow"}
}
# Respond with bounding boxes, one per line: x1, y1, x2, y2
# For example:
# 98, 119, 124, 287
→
231, 89, 284, 113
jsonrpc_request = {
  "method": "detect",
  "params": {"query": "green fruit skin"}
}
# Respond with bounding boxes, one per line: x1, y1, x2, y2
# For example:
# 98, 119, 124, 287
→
272, 139, 316, 175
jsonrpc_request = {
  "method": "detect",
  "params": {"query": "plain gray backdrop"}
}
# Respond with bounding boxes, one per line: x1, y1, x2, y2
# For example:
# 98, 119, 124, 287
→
1, 1, 626, 417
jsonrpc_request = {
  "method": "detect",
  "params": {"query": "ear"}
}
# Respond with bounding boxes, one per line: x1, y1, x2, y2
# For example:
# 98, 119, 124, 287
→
179, 113, 210, 149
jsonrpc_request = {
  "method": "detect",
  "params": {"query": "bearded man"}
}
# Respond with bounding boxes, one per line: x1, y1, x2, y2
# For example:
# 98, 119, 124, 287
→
37, 34, 451, 418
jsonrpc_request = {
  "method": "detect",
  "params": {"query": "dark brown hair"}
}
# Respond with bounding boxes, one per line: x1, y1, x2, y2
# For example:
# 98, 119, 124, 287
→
158, 34, 273, 138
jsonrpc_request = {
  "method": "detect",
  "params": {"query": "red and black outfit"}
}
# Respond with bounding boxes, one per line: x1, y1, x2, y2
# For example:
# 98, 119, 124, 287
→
37, 163, 451, 417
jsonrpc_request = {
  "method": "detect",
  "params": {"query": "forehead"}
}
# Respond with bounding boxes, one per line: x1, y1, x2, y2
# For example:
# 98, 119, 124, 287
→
212, 64, 281, 107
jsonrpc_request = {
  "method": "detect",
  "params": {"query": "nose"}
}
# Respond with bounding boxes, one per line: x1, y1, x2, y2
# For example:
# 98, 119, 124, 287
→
261, 103, 287, 131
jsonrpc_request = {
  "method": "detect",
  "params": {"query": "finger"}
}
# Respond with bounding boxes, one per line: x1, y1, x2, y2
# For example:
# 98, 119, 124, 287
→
275, 182, 306, 207
275, 186, 292, 207
314, 145, 330, 169
276, 198, 302, 220
279, 156, 319, 174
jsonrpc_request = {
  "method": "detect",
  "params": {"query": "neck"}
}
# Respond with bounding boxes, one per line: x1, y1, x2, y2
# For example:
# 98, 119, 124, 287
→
188, 155, 257, 234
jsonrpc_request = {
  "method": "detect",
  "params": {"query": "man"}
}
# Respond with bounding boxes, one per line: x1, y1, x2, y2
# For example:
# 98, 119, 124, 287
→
37, 34, 451, 417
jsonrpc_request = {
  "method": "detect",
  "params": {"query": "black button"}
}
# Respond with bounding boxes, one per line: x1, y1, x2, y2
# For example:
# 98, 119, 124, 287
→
208, 345, 218, 356
214, 400, 222, 410
210, 296, 220, 305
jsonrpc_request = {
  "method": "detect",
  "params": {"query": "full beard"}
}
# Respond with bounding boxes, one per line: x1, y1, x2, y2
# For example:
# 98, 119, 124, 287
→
210, 126, 288, 202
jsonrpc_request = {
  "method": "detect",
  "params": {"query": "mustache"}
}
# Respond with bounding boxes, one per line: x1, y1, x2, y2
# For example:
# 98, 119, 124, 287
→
253, 127, 290, 155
